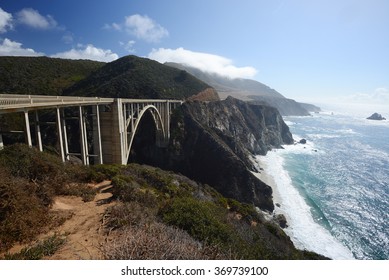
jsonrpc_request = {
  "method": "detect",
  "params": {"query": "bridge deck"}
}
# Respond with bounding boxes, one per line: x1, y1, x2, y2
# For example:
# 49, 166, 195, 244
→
0, 94, 183, 165
0, 94, 182, 114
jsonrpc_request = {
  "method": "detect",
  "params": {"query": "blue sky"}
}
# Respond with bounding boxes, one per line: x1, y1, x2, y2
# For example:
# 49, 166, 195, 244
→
0, 0, 388, 105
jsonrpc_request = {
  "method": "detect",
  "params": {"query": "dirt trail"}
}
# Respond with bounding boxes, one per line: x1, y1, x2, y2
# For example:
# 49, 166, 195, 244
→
44, 180, 115, 260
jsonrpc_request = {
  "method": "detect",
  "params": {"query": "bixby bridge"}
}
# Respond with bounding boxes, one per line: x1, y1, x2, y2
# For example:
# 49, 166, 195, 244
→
0, 94, 182, 165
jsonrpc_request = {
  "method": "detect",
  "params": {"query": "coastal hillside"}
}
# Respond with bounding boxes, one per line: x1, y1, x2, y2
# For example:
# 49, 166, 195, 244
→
0, 144, 326, 260
165, 62, 284, 99
0, 56, 104, 96
64, 55, 218, 100
0, 56, 218, 101
165, 62, 319, 115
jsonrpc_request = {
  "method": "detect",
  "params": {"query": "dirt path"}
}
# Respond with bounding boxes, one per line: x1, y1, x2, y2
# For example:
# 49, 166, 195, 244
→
44, 180, 115, 260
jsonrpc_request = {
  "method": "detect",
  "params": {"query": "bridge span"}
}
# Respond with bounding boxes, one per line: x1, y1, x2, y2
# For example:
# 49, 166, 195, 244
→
0, 94, 183, 165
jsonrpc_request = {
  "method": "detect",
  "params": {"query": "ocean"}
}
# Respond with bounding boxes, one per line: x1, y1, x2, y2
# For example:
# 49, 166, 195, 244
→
256, 107, 389, 260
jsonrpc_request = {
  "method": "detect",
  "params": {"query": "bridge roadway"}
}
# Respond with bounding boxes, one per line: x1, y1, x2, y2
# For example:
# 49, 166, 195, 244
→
0, 94, 183, 165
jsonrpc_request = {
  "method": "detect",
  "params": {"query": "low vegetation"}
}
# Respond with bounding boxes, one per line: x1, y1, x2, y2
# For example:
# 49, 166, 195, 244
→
99, 163, 327, 259
0, 144, 327, 259
64, 55, 211, 99
0, 56, 103, 96
0, 144, 93, 252
3, 235, 66, 260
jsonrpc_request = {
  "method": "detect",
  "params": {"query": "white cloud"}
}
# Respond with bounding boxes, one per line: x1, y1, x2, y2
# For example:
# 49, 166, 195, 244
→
373, 87, 389, 101
61, 33, 74, 44
125, 14, 168, 42
0, 38, 44, 56
106, 14, 168, 43
103, 22, 121, 31
342, 87, 389, 104
119, 40, 136, 53
51, 44, 119, 62
16, 8, 58, 29
148, 47, 258, 79
0, 7, 13, 33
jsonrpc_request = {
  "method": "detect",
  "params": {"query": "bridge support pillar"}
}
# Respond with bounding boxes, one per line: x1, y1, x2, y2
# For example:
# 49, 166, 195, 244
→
100, 100, 126, 165
24, 111, 32, 147
56, 108, 65, 162
34, 111, 43, 152
92, 105, 103, 164
112, 99, 126, 164
61, 109, 70, 161
79, 106, 89, 165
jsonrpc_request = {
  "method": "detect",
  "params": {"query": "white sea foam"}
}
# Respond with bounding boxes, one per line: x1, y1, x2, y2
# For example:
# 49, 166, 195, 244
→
255, 148, 355, 260
284, 120, 296, 126
306, 133, 340, 140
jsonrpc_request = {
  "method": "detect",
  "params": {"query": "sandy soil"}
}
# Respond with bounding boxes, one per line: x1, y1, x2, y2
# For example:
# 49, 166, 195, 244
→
7, 180, 116, 260
46, 180, 115, 259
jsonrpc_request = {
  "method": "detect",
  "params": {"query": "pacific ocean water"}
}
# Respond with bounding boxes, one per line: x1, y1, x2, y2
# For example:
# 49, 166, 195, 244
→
258, 109, 389, 260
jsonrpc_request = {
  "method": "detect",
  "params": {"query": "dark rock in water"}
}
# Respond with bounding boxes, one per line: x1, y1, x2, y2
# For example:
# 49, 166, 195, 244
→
275, 203, 281, 208
299, 138, 307, 144
367, 113, 386, 120
275, 214, 288, 228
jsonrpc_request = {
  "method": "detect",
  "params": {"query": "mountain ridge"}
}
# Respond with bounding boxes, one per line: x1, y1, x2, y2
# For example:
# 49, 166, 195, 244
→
0, 56, 219, 101
165, 62, 320, 115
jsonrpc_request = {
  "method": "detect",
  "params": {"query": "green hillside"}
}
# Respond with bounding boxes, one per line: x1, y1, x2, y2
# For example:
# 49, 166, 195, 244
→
0, 56, 104, 96
64, 55, 212, 99
0, 56, 213, 100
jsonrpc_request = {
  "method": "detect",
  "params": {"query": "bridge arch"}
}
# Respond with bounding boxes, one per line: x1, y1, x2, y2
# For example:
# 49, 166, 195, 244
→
0, 94, 182, 165
124, 104, 166, 163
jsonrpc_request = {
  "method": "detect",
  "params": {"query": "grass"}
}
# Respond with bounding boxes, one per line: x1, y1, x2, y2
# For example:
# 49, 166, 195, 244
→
3, 235, 66, 260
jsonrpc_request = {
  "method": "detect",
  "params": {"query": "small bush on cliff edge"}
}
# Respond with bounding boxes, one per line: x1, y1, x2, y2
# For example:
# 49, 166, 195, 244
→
161, 196, 237, 246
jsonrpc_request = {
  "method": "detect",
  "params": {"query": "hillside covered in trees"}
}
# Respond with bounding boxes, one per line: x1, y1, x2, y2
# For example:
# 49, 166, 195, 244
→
0, 56, 218, 100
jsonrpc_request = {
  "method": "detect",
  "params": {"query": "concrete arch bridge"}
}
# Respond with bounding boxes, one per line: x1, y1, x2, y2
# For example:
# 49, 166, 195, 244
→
0, 94, 182, 165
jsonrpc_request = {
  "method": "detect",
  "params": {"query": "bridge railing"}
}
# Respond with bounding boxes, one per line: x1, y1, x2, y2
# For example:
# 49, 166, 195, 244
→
0, 94, 184, 115
0, 94, 115, 113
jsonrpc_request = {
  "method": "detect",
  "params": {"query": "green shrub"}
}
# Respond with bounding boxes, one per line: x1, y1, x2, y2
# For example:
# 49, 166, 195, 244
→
89, 164, 123, 182
56, 183, 96, 202
161, 197, 235, 245
0, 143, 64, 183
227, 198, 260, 223
111, 174, 158, 206
105, 201, 156, 230
0, 171, 52, 251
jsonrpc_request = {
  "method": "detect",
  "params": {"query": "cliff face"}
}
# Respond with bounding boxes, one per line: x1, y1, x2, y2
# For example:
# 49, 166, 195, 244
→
155, 97, 293, 211
181, 96, 293, 159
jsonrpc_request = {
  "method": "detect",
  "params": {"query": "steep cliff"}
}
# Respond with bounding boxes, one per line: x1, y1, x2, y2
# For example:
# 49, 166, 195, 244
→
138, 97, 293, 211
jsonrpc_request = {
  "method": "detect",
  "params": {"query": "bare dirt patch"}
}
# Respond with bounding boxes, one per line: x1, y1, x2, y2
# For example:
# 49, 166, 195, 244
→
44, 180, 115, 259
5, 180, 116, 260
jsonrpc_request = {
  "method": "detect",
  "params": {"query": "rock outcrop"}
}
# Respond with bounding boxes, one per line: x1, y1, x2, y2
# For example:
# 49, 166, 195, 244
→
186, 87, 220, 101
367, 113, 386, 120
158, 97, 293, 211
